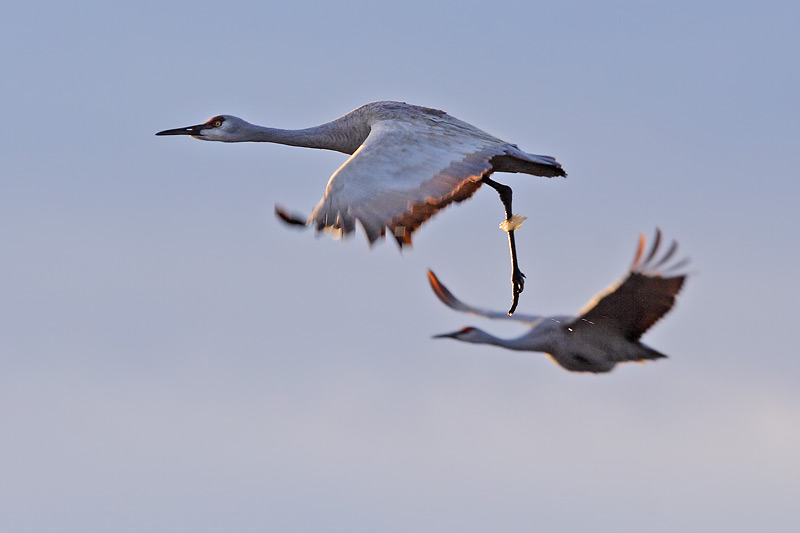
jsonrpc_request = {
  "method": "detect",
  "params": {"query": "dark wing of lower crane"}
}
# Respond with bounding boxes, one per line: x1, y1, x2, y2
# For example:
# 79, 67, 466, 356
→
307, 119, 545, 246
569, 229, 688, 340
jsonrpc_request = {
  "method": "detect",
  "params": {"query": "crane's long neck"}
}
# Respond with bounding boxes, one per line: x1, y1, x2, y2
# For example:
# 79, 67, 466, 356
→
245, 118, 368, 155
467, 329, 550, 353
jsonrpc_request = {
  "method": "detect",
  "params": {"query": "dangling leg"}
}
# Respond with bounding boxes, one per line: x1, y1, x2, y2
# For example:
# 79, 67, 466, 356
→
482, 176, 526, 315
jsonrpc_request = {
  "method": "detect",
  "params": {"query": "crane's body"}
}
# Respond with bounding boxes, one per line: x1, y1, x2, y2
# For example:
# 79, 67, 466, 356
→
442, 316, 669, 373
156, 101, 566, 314
430, 230, 688, 373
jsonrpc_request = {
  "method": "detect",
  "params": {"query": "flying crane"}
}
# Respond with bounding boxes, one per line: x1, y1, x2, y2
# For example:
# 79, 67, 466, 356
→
156, 101, 566, 314
429, 229, 688, 373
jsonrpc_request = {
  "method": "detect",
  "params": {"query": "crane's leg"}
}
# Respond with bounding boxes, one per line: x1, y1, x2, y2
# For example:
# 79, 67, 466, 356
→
482, 176, 525, 315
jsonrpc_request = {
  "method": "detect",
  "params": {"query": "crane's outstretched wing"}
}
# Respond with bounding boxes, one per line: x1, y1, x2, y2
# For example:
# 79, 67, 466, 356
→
304, 119, 562, 246
428, 270, 544, 324
570, 229, 688, 340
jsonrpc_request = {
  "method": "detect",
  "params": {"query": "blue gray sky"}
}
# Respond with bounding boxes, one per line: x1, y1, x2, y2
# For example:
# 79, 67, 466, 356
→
2, 1, 799, 531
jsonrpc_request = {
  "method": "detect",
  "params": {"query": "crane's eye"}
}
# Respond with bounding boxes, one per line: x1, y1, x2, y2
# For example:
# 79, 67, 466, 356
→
214, 120, 222, 127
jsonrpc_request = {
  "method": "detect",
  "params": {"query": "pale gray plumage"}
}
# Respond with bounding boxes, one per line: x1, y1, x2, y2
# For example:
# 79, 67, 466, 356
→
156, 101, 566, 314
430, 230, 688, 373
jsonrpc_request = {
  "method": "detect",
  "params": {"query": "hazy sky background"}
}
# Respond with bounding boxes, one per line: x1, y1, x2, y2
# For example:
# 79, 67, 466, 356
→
2, 1, 799, 531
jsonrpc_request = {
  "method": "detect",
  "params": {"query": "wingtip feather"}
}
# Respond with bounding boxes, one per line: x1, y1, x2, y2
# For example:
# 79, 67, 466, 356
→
642, 228, 662, 267
427, 269, 458, 309
652, 240, 679, 270
631, 232, 646, 270
275, 205, 309, 228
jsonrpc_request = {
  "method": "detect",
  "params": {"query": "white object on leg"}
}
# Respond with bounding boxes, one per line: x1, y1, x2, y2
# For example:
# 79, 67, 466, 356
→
499, 214, 527, 232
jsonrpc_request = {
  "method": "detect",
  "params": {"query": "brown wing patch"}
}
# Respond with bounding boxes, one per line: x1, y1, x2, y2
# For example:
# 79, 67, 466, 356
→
387, 177, 483, 246
382, 148, 497, 246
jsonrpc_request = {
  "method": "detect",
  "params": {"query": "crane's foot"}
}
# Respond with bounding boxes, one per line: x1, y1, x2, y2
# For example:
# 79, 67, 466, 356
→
508, 268, 526, 315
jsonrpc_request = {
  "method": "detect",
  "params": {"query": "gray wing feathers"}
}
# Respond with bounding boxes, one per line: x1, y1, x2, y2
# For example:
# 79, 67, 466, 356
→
309, 120, 504, 246
428, 270, 544, 324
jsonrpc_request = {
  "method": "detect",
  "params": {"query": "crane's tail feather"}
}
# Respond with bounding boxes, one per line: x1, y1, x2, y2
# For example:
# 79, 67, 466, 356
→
493, 147, 567, 178
522, 153, 563, 169
275, 205, 309, 228
633, 344, 668, 361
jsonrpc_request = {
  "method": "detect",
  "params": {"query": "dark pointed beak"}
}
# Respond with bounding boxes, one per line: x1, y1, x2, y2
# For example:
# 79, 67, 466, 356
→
155, 124, 207, 137
432, 331, 459, 339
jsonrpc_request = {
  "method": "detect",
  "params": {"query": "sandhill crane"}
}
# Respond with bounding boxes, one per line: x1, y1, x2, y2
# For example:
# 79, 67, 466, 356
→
429, 230, 688, 373
156, 101, 565, 314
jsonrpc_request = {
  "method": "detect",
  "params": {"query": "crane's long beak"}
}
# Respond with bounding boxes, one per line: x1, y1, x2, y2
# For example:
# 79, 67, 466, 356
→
155, 123, 207, 136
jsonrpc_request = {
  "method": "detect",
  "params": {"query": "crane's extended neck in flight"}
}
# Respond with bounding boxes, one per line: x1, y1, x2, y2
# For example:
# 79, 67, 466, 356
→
434, 327, 550, 353
243, 123, 361, 154
156, 114, 369, 155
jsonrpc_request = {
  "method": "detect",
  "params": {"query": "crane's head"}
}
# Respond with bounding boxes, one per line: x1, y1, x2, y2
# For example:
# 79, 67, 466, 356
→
155, 115, 252, 142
